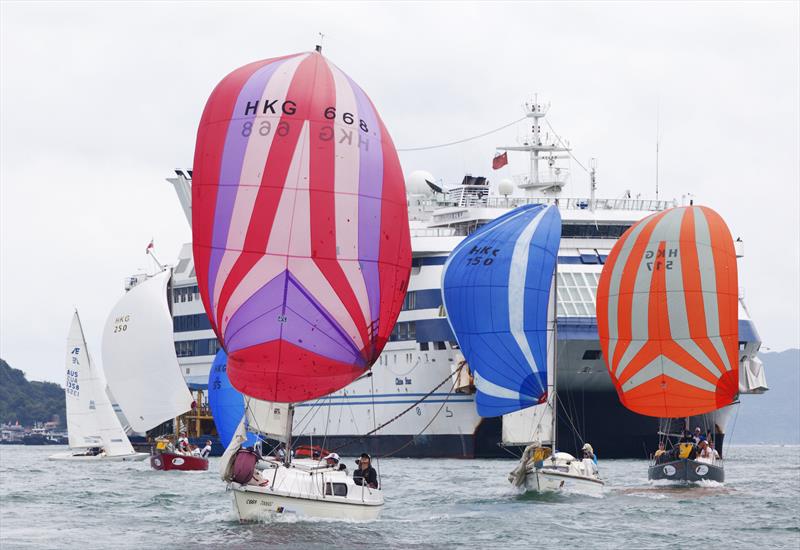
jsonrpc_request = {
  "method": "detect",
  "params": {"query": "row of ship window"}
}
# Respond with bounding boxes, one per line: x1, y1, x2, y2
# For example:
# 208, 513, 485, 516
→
173, 285, 200, 303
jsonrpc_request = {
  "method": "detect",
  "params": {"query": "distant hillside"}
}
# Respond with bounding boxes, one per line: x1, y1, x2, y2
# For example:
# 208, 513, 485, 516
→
0, 358, 66, 427
733, 349, 800, 444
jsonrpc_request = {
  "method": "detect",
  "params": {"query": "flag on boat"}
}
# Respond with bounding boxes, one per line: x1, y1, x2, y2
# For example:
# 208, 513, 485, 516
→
191, 51, 411, 403
492, 152, 508, 170
146, 239, 154, 253
442, 204, 561, 417
596, 205, 739, 418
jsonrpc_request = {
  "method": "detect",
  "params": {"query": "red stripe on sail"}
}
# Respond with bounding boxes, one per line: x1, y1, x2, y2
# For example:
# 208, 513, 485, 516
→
374, 114, 411, 358
214, 55, 316, 330
193, 59, 275, 337
308, 56, 370, 356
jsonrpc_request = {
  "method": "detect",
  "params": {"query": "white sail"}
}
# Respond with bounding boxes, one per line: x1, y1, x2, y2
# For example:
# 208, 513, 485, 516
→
245, 398, 292, 443
502, 402, 554, 446
65, 311, 135, 456
102, 269, 193, 433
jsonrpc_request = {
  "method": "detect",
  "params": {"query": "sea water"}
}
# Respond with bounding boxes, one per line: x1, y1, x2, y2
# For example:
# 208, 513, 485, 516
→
1, 445, 798, 549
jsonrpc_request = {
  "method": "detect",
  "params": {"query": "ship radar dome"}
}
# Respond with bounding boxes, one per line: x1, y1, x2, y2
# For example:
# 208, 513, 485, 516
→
498, 179, 514, 196
406, 170, 436, 196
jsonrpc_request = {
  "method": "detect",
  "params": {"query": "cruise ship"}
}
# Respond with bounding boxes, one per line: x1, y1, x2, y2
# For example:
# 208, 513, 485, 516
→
148, 99, 768, 458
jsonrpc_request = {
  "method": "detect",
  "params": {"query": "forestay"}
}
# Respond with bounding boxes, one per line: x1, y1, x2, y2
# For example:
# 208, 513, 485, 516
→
596, 206, 739, 418
191, 50, 411, 403
101, 270, 193, 433
207, 350, 258, 448
65, 311, 135, 456
442, 204, 561, 417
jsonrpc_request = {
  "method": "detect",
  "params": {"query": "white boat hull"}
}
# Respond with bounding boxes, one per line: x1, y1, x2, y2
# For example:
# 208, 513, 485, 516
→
226, 457, 383, 522
48, 451, 149, 462
231, 484, 383, 521
524, 468, 605, 497
513, 451, 605, 497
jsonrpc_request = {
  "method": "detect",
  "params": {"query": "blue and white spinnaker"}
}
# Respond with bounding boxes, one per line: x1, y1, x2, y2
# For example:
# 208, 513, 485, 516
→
442, 204, 561, 417
207, 350, 258, 449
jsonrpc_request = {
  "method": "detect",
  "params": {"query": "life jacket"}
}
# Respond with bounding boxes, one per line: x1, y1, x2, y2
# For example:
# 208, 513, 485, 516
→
678, 443, 694, 459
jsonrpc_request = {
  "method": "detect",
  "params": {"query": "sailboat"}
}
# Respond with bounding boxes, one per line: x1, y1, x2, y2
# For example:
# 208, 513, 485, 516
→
101, 269, 200, 470
49, 311, 149, 462
208, 350, 258, 449
191, 48, 411, 520
597, 205, 739, 484
442, 204, 604, 496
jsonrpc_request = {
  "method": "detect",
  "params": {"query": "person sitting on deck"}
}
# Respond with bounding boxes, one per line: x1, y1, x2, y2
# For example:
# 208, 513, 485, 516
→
199, 440, 212, 458
353, 453, 378, 489
581, 443, 598, 464
323, 452, 347, 471
696, 440, 715, 463
654, 442, 667, 462
177, 432, 190, 455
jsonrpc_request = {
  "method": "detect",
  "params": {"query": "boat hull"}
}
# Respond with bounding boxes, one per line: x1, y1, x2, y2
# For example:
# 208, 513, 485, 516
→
231, 484, 383, 522
524, 468, 605, 497
648, 459, 724, 484
150, 452, 209, 471
48, 451, 149, 462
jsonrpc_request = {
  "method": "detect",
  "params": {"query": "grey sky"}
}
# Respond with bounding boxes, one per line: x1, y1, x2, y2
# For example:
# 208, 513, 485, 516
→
2, 1, 798, 383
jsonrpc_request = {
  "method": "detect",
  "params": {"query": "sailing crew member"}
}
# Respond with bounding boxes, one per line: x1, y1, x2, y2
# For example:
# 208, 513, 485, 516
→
199, 440, 212, 458
581, 443, 597, 464
323, 453, 346, 471
654, 441, 667, 462
177, 431, 190, 454
693, 427, 702, 444
353, 453, 378, 488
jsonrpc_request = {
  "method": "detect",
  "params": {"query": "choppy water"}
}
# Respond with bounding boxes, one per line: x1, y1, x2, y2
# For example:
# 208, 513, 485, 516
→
1, 445, 798, 549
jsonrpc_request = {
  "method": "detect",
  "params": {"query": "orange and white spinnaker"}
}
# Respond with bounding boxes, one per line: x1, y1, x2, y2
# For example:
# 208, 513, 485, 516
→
596, 206, 739, 418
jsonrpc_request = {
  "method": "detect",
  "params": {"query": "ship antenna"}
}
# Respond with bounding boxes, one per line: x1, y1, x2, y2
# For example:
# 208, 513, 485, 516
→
316, 32, 324, 53
655, 99, 660, 200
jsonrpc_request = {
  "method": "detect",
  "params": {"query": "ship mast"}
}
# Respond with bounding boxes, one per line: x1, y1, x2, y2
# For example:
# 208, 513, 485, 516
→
495, 95, 571, 197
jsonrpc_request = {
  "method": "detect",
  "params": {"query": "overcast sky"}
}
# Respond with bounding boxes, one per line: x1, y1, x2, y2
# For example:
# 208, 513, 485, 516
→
2, 1, 798, 383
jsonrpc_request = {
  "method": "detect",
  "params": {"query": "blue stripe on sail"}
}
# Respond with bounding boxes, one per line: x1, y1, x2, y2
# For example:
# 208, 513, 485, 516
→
207, 350, 258, 448
442, 204, 561, 418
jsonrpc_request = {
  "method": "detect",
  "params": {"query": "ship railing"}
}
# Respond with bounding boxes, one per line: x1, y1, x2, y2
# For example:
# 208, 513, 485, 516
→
482, 196, 673, 211
410, 227, 458, 238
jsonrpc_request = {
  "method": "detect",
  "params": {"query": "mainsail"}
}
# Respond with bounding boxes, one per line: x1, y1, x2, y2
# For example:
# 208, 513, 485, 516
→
191, 50, 411, 404
101, 270, 193, 433
65, 311, 135, 456
207, 350, 258, 448
596, 205, 739, 418
442, 204, 562, 417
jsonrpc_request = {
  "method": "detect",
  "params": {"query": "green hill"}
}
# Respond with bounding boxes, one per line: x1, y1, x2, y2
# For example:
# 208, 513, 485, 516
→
0, 358, 66, 427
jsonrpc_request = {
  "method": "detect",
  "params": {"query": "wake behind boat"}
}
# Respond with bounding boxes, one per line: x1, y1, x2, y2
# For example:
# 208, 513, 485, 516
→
50, 311, 148, 462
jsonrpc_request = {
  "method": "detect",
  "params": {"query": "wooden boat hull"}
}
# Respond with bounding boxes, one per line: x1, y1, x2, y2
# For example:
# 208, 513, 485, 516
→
648, 458, 724, 484
150, 452, 209, 471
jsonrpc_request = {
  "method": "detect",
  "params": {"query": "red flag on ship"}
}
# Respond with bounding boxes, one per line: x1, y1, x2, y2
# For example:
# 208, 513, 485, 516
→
146, 239, 154, 253
492, 152, 508, 170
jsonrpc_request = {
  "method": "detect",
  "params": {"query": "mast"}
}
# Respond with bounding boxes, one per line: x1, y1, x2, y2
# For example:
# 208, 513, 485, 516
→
285, 404, 295, 466
495, 96, 570, 197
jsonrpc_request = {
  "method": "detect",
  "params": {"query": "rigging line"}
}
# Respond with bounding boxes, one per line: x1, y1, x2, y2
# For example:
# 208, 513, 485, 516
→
379, 365, 462, 459
369, 369, 381, 483
543, 119, 589, 174
396, 117, 527, 152
328, 364, 464, 454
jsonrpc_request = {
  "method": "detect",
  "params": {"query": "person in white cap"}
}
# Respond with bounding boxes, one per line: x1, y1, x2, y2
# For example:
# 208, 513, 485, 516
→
323, 452, 347, 471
